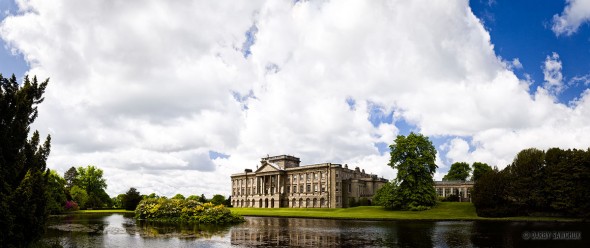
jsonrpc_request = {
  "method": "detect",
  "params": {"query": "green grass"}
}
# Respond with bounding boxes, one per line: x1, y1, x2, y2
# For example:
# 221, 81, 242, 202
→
73, 209, 135, 214
230, 202, 581, 222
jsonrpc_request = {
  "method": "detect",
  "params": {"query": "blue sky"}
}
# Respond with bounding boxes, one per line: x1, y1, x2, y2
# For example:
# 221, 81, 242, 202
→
470, 0, 590, 104
1, 0, 590, 196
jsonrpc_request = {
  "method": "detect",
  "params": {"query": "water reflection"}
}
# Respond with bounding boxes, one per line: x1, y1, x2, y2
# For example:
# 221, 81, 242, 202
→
44, 213, 589, 247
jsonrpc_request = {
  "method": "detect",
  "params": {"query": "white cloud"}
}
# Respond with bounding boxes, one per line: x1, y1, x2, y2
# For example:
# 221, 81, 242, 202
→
542, 52, 564, 95
552, 0, 590, 36
1, 0, 589, 197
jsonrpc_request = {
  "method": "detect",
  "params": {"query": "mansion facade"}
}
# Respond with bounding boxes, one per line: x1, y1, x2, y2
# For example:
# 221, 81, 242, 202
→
230, 155, 388, 208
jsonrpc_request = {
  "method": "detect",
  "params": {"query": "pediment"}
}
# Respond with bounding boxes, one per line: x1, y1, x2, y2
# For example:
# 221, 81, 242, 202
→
255, 162, 281, 173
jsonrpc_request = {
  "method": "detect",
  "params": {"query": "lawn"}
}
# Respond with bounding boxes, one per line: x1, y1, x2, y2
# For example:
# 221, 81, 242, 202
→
230, 202, 581, 221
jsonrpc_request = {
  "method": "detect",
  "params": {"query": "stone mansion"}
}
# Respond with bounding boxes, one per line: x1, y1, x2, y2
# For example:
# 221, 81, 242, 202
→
230, 155, 388, 208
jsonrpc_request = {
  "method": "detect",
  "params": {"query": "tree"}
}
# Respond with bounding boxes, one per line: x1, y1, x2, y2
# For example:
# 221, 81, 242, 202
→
443, 162, 471, 181
122, 188, 142, 210
70, 186, 88, 209
0, 74, 51, 246
198, 194, 208, 203
509, 148, 546, 213
472, 168, 515, 217
471, 162, 492, 181
46, 170, 67, 214
64, 166, 78, 189
388, 133, 438, 210
373, 181, 399, 209
172, 193, 185, 200
210, 194, 226, 205
76, 165, 110, 208
187, 195, 200, 201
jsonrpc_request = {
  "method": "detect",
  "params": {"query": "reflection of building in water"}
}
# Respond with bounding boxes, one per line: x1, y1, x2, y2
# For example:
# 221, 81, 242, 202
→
231, 155, 388, 208
231, 217, 341, 247
434, 181, 474, 202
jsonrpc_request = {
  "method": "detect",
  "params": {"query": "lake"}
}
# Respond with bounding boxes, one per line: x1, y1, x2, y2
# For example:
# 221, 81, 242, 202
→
43, 213, 589, 247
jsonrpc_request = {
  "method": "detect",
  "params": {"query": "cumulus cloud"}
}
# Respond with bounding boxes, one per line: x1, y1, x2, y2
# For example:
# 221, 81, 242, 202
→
542, 52, 564, 95
1, 0, 589, 197
552, 0, 590, 36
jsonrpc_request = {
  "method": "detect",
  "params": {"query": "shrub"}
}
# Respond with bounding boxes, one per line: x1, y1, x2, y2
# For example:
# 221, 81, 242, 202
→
135, 198, 244, 225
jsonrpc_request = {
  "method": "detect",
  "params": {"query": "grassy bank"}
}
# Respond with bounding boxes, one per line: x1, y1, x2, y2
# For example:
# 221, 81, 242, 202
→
230, 202, 582, 222
73, 209, 135, 214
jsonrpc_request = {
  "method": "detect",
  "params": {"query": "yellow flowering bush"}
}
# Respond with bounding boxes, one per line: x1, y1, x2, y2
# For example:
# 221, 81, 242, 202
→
135, 198, 244, 224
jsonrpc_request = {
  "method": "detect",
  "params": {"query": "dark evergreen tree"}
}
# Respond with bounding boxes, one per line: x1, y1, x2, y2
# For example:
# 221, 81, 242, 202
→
122, 187, 142, 210
0, 74, 51, 247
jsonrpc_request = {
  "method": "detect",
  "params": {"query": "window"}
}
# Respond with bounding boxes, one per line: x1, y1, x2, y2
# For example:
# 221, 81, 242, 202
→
286, 185, 290, 193
314, 185, 318, 192
321, 185, 326, 193
336, 172, 339, 178
349, 184, 352, 193
293, 185, 297, 193
306, 184, 311, 192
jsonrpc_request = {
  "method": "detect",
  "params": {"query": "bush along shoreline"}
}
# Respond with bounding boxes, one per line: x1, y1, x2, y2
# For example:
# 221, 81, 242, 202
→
135, 198, 244, 224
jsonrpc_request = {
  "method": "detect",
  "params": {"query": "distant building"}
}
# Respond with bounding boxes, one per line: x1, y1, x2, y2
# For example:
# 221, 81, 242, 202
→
230, 155, 388, 208
434, 180, 474, 202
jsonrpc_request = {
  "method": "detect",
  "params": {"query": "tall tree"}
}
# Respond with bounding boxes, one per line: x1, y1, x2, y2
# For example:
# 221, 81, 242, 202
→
0, 74, 51, 246
471, 162, 492, 181
443, 162, 471, 181
76, 165, 109, 208
509, 148, 546, 213
388, 132, 438, 210
122, 188, 142, 210
64, 166, 78, 189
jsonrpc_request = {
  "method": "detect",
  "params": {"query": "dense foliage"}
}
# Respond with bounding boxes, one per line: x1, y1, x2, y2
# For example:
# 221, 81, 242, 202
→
46, 170, 67, 214
0, 75, 51, 247
472, 147, 590, 218
122, 187, 142, 210
443, 162, 471, 181
380, 133, 438, 210
471, 162, 492, 181
135, 198, 244, 224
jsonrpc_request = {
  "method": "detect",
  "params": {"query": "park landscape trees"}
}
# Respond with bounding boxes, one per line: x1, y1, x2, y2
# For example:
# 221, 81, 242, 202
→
472, 147, 590, 218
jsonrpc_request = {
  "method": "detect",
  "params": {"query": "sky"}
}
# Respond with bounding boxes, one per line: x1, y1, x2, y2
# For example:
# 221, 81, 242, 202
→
1, 0, 589, 198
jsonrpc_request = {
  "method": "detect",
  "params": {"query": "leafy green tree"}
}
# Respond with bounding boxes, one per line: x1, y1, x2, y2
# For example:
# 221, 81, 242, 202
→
471, 162, 492, 181
46, 170, 67, 214
210, 194, 226, 205
70, 185, 88, 209
187, 195, 200, 201
145, 193, 159, 199
388, 133, 438, 210
172, 193, 185, 200
76, 165, 110, 208
373, 181, 399, 209
112, 194, 125, 208
443, 162, 471, 181
123, 188, 142, 210
0, 74, 51, 246
64, 166, 78, 189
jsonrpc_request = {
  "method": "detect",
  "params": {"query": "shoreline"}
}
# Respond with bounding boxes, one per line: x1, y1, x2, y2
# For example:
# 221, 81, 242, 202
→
230, 203, 585, 222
